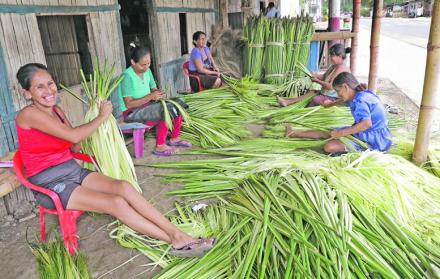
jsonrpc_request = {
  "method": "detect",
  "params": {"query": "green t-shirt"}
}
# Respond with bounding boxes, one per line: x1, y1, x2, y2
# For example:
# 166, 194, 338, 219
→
119, 67, 157, 112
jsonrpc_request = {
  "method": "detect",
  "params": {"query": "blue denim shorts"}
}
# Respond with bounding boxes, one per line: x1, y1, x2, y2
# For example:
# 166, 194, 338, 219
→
28, 159, 93, 209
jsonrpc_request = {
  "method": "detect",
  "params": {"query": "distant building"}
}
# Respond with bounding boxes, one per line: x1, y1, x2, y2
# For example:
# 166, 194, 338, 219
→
384, 0, 433, 18
402, 1, 424, 17
423, 0, 434, 16
384, 4, 395, 17
306, 0, 322, 22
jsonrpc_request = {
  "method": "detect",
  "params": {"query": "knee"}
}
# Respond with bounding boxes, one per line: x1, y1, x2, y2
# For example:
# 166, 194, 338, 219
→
324, 142, 342, 154
107, 195, 128, 215
118, 180, 137, 197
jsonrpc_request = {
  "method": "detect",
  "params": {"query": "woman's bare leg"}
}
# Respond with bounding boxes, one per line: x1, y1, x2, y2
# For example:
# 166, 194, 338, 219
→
324, 139, 346, 153
277, 91, 317, 107
67, 187, 172, 243
79, 173, 197, 248
285, 124, 330, 139
212, 77, 222, 88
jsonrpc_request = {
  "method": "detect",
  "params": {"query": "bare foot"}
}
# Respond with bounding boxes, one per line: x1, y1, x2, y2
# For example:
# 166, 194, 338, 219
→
284, 123, 295, 138
277, 96, 288, 107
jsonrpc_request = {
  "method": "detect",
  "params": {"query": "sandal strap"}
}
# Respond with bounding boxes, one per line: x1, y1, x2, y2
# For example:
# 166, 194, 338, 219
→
173, 239, 203, 251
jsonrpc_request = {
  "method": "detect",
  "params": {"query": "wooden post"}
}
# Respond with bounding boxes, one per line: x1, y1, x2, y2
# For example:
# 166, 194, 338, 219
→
328, 0, 341, 44
368, 0, 383, 91
328, 0, 341, 32
219, 0, 228, 28
413, 0, 440, 165
350, 0, 361, 75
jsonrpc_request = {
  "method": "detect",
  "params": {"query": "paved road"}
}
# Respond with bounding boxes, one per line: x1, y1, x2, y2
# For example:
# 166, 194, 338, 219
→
356, 17, 435, 108
360, 17, 430, 48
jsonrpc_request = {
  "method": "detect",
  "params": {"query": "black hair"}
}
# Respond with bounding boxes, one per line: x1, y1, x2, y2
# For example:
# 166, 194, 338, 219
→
268, 2, 275, 8
328, 44, 351, 60
332, 72, 367, 92
128, 43, 151, 63
192, 31, 207, 46
16, 63, 49, 90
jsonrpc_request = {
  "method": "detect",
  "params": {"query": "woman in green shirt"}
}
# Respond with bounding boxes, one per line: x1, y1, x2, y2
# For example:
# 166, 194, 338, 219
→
120, 46, 191, 156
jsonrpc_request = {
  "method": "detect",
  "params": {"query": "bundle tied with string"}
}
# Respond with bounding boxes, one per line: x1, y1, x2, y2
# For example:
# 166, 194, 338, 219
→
292, 15, 314, 79
243, 16, 266, 80
264, 19, 285, 85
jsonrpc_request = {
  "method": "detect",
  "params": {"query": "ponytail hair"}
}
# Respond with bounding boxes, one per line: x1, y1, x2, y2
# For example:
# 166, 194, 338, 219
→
328, 43, 351, 60
332, 72, 367, 92
128, 43, 151, 63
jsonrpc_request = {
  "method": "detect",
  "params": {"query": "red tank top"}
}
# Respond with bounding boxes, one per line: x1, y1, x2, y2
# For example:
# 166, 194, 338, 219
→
16, 107, 74, 177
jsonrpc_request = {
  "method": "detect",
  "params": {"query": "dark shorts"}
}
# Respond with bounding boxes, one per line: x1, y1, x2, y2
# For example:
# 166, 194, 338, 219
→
124, 98, 188, 123
189, 71, 218, 91
28, 159, 93, 209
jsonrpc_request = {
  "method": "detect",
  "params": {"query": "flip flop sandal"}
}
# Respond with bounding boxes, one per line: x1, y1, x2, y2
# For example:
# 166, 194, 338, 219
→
168, 139, 192, 147
152, 147, 176, 157
169, 238, 217, 258
197, 237, 217, 252
169, 240, 207, 258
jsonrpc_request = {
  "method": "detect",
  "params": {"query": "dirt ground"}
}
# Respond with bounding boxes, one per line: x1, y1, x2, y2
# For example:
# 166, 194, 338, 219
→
0, 78, 427, 279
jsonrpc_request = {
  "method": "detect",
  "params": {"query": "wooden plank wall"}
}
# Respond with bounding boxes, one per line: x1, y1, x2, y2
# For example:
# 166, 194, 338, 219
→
11, 0, 117, 6
0, 0, 124, 130
152, 0, 217, 95
0, 0, 124, 216
37, 16, 82, 87
228, 0, 242, 13
0, 11, 46, 157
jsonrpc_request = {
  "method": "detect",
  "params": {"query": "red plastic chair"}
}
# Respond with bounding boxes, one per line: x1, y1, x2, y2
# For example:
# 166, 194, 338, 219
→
182, 61, 204, 92
13, 151, 93, 254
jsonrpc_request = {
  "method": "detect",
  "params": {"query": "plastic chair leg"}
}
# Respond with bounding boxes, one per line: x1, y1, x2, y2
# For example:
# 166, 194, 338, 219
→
60, 212, 79, 255
133, 128, 146, 158
39, 206, 46, 241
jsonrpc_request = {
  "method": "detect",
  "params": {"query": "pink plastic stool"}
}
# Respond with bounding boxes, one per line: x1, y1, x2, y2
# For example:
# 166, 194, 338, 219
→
119, 122, 151, 158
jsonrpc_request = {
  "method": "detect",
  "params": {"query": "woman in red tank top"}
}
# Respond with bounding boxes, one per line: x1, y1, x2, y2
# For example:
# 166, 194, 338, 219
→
15, 63, 215, 256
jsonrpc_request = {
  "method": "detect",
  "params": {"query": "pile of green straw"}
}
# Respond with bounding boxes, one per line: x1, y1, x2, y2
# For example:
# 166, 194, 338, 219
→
62, 61, 140, 192
427, 147, 440, 177
243, 16, 266, 80
131, 150, 440, 278
264, 18, 285, 85
243, 14, 314, 93
30, 238, 91, 279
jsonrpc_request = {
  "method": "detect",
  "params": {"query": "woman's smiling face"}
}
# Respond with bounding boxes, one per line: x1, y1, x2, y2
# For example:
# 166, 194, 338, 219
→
25, 70, 58, 107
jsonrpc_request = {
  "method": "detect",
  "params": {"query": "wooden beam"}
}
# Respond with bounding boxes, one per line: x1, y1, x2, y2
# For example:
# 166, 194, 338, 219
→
154, 7, 216, 13
0, 152, 20, 199
219, 0, 228, 28
368, 0, 383, 91
311, 31, 356, 41
350, 0, 361, 75
413, 0, 440, 164
0, 4, 120, 14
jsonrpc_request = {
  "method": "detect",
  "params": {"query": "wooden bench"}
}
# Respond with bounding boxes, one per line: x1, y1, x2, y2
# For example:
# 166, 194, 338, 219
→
0, 153, 34, 219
